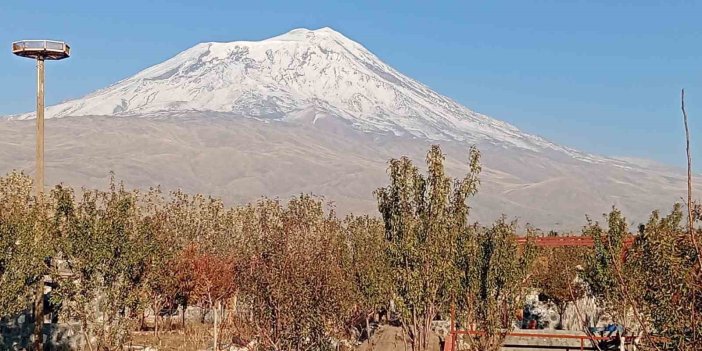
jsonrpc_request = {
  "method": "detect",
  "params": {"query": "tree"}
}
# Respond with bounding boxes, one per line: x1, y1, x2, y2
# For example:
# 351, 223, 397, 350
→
375, 145, 481, 351
238, 196, 356, 351
185, 245, 237, 351
137, 188, 197, 335
344, 215, 392, 340
457, 219, 535, 351
533, 245, 587, 329
583, 208, 630, 324
51, 182, 153, 350
0, 172, 53, 344
627, 205, 699, 350
583, 206, 702, 350
169, 247, 196, 330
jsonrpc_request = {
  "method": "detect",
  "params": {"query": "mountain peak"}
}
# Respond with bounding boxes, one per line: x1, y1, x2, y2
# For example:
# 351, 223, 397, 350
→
276, 26, 345, 37
265, 27, 358, 47
6, 27, 591, 159
276, 27, 350, 40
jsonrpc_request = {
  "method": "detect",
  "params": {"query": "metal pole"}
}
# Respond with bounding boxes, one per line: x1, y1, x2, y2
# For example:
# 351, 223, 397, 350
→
32, 57, 45, 351
36, 58, 45, 197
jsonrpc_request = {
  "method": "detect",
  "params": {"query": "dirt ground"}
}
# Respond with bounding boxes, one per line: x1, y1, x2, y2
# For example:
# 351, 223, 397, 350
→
130, 324, 212, 351
358, 326, 441, 351
131, 324, 441, 351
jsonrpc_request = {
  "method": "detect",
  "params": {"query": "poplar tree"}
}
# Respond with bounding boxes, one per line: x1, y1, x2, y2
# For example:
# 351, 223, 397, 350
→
375, 145, 481, 351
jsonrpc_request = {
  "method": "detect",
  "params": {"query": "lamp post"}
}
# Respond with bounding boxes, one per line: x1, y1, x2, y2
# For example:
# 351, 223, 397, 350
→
12, 39, 70, 196
11, 39, 70, 351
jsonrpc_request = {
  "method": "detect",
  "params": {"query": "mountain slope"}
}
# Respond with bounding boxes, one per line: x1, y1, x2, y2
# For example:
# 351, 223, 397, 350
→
0, 115, 691, 230
2, 28, 693, 229
12, 28, 600, 159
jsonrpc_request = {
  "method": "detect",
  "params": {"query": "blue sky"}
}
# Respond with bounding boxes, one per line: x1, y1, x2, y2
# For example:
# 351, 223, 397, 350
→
1, 0, 700, 168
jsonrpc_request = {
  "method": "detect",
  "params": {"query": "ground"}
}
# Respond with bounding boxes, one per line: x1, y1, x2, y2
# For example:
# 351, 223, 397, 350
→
357, 326, 441, 351
130, 324, 211, 351
130, 324, 442, 351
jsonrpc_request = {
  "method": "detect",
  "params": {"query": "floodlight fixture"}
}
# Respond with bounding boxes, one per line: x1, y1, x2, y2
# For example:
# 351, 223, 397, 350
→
12, 40, 70, 60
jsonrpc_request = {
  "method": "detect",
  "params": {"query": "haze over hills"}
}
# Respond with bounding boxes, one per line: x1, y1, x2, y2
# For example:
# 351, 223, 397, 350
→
1, 27, 695, 230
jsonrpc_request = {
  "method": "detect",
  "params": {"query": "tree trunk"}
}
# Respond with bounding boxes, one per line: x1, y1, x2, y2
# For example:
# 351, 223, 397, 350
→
200, 307, 207, 324
557, 304, 565, 330
154, 297, 159, 338
140, 311, 146, 331
423, 311, 431, 351
182, 301, 187, 329
33, 283, 43, 351
365, 315, 371, 340
411, 307, 420, 351
232, 293, 238, 315
402, 323, 409, 351
558, 312, 563, 330
166, 311, 173, 332
213, 300, 219, 351
81, 321, 94, 351
219, 302, 227, 347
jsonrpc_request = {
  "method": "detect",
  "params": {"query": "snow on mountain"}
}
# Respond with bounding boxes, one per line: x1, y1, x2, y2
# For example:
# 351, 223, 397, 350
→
10, 27, 606, 162
2, 27, 693, 229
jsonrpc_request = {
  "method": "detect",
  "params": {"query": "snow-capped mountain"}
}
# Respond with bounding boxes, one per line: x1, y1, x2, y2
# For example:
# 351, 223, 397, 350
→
11, 28, 599, 159
2, 28, 694, 229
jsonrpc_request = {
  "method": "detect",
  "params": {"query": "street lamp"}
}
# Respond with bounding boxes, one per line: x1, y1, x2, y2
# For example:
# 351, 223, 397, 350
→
12, 39, 70, 197
12, 40, 70, 350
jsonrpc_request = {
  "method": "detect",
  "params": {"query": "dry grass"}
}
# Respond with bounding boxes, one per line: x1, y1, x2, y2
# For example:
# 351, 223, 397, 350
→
129, 323, 212, 351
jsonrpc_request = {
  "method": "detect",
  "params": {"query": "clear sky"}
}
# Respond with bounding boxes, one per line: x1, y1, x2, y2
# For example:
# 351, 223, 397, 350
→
1, 0, 700, 168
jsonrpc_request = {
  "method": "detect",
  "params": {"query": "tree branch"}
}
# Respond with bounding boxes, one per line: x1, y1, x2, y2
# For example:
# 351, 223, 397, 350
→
683, 89, 701, 262
682, 88, 702, 346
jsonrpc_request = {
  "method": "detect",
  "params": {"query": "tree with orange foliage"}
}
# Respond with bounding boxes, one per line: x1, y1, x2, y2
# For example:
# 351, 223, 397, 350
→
533, 245, 587, 329
185, 245, 237, 351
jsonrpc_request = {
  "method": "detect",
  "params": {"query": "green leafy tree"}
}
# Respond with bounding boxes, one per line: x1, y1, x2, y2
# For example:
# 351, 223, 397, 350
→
583, 208, 627, 305
0, 172, 53, 330
584, 205, 702, 350
51, 182, 154, 349
457, 219, 535, 351
344, 215, 392, 339
375, 145, 481, 351
582, 207, 634, 334
625, 205, 700, 350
